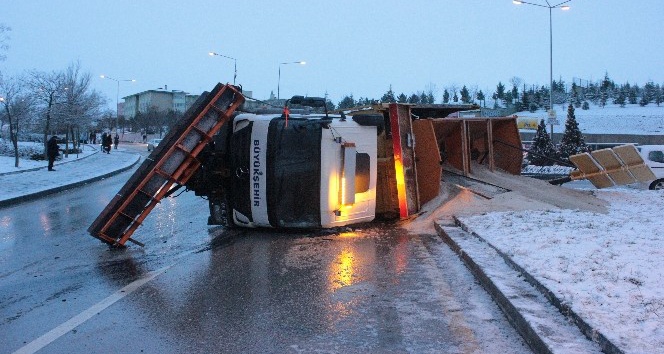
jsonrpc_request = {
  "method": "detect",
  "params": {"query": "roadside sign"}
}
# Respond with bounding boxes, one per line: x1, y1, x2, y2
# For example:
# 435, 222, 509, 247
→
517, 117, 539, 130
547, 109, 559, 125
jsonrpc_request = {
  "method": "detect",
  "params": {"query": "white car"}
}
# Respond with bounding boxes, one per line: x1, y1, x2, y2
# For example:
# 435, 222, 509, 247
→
147, 138, 163, 151
638, 145, 664, 190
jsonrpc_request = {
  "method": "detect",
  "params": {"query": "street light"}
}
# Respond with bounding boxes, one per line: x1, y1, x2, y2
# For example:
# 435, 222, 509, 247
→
513, 0, 570, 138
209, 52, 237, 85
278, 61, 306, 100
100, 75, 136, 133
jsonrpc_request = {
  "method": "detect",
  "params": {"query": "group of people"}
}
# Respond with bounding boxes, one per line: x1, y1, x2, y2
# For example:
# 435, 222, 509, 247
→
100, 132, 119, 153
46, 131, 120, 171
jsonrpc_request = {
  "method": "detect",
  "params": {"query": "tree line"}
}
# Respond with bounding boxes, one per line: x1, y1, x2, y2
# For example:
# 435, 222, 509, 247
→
333, 73, 664, 112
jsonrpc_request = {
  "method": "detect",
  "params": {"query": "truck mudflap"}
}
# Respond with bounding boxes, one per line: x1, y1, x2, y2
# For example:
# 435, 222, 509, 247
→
87, 83, 245, 247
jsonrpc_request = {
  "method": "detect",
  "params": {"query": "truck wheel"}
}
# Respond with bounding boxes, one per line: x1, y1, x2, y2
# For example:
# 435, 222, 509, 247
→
208, 196, 235, 228
649, 178, 664, 190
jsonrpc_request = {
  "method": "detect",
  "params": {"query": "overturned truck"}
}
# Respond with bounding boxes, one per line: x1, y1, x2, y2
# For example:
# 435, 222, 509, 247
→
88, 83, 523, 247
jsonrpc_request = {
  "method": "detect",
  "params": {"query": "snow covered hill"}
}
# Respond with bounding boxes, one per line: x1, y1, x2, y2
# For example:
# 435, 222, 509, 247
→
516, 104, 664, 135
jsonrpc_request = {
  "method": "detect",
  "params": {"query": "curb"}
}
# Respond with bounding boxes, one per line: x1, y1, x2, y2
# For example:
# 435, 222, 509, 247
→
435, 222, 606, 354
448, 218, 624, 354
0, 154, 141, 209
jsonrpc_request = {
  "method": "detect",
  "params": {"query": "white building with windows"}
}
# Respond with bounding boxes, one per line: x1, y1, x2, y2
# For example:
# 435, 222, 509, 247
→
122, 89, 199, 119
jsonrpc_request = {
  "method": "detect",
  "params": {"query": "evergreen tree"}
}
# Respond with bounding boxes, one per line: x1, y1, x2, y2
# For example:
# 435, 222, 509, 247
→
559, 104, 589, 160
614, 89, 626, 107
504, 91, 514, 106
337, 94, 356, 109
476, 90, 485, 107
452, 91, 458, 103
460, 85, 471, 104
511, 85, 519, 104
628, 85, 638, 104
644, 81, 656, 104
442, 89, 450, 103
380, 85, 396, 103
520, 91, 530, 112
571, 82, 580, 107
599, 72, 613, 107
396, 93, 408, 103
408, 93, 420, 104
426, 92, 435, 104
494, 82, 505, 101
527, 119, 558, 166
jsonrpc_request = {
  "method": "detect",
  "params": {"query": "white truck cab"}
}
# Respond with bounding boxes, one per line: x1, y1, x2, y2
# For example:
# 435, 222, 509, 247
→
228, 113, 378, 228
638, 145, 664, 190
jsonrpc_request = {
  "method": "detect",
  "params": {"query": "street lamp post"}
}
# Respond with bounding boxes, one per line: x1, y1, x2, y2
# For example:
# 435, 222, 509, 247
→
209, 52, 237, 85
513, 0, 570, 138
278, 61, 306, 100
100, 75, 136, 134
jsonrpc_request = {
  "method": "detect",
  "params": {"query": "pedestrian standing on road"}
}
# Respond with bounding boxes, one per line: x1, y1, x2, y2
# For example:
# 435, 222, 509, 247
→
47, 136, 60, 171
114, 134, 119, 150
89, 132, 95, 145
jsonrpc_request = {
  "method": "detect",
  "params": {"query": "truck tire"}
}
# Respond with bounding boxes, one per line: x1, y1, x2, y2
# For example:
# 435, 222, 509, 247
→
208, 195, 235, 228
649, 178, 664, 190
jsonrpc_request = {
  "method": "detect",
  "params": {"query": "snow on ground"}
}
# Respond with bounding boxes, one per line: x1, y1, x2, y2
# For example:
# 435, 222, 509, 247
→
456, 189, 664, 353
0, 143, 140, 204
0, 141, 96, 173
517, 103, 664, 135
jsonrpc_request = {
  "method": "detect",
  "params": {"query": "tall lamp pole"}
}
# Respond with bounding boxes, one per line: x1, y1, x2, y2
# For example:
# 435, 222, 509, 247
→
100, 75, 136, 133
209, 52, 237, 85
513, 0, 570, 138
278, 61, 306, 100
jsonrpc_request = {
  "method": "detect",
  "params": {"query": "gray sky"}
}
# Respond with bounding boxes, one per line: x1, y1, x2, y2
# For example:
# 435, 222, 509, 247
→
1, 0, 662, 109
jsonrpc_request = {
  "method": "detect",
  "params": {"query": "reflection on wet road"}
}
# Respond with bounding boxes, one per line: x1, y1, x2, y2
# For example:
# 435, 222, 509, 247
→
1, 150, 531, 353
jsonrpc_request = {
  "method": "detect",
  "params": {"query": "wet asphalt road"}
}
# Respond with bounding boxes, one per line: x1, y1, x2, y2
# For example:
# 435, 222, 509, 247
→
1, 146, 531, 353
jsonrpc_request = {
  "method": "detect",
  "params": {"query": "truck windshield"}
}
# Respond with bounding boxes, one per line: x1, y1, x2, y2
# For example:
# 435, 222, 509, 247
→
266, 119, 322, 227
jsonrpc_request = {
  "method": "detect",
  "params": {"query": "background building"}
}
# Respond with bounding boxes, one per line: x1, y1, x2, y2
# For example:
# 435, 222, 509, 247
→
122, 89, 200, 119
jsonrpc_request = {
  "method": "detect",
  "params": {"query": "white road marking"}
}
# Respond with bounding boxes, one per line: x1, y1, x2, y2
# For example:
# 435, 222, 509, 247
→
12, 264, 172, 354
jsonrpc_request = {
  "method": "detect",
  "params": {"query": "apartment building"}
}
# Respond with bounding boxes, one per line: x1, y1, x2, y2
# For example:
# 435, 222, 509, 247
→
122, 89, 200, 119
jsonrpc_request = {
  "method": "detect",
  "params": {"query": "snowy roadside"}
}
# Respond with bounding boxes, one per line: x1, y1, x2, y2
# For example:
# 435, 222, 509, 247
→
0, 144, 140, 204
0, 141, 98, 174
456, 188, 664, 353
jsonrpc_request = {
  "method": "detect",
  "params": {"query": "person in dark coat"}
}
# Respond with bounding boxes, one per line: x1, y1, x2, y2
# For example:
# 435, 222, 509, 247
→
47, 136, 60, 171
102, 133, 112, 153
113, 134, 119, 149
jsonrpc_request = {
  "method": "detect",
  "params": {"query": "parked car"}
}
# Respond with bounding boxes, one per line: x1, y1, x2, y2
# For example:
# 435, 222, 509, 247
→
147, 138, 163, 151
638, 145, 664, 190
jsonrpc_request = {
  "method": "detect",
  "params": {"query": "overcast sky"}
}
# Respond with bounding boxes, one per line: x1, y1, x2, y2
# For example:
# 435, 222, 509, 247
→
1, 0, 663, 109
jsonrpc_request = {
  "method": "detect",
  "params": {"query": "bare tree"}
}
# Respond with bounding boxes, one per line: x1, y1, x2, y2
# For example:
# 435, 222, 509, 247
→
0, 24, 10, 62
446, 84, 459, 103
509, 77, 523, 91
56, 62, 106, 155
0, 73, 32, 167
27, 69, 66, 157
28, 62, 105, 157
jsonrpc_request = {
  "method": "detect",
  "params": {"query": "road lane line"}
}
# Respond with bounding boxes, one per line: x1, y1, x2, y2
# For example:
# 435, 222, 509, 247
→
12, 264, 172, 354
